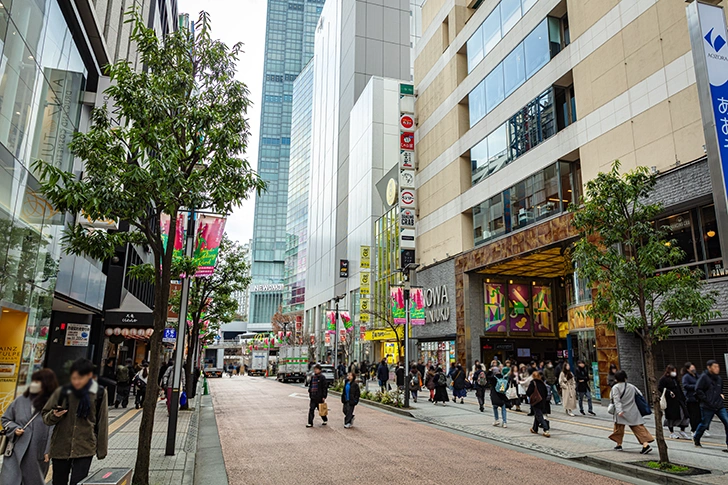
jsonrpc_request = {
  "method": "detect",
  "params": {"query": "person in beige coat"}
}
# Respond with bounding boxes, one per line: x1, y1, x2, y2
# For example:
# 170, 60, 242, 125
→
558, 362, 577, 416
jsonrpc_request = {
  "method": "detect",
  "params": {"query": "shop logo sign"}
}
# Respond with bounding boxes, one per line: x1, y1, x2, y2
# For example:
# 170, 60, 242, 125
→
706, 28, 726, 53
121, 314, 138, 324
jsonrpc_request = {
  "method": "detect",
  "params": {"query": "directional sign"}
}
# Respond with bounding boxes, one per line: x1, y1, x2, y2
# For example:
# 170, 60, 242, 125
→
163, 327, 177, 343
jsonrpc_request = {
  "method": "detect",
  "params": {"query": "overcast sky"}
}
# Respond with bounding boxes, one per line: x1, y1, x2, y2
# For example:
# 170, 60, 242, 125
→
178, 0, 268, 246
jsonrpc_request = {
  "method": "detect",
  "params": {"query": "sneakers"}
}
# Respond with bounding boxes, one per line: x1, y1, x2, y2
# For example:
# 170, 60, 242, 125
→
704, 431, 712, 437
344, 423, 352, 429
502, 423, 508, 428
321, 421, 327, 426
640, 445, 652, 455
669, 432, 680, 439
306, 424, 313, 428
493, 421, 501, 427
567, 411, 575, 417
680, 431, 692, 440
543, 431, 551, 438
588, 411, 596, 416
614, 445, 623, 451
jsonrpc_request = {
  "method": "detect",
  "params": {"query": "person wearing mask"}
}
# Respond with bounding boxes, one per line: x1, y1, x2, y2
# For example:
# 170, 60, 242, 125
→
658, 365, 690, 439
527, 372, 551, 437
693, 359, 728, 451
161, 361, 186, 415
559, 362, 577, 417
575, 360, 596, 416
433, 366, 449, 405
609, 370, 654, 454
408, 365, 422, 403
307, 364, 328, 427
1, 369, 58, 485
516, 364, 533, 413
376, 359, 389, 392
607, 364, 618, 390
682, 362, 702, 436
473, 364, 487, 412
425, 366, 437, 402
341, 372, 360, 428
544, 361, 560, 405
42, 359, 108, 485
487, 366, 508, 427
395, 362, 406, 391
133, 361, 149, 409
450, 363, 467, 404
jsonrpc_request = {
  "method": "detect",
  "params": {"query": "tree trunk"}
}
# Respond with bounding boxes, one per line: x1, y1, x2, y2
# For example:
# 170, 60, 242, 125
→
644, 342, 670, 465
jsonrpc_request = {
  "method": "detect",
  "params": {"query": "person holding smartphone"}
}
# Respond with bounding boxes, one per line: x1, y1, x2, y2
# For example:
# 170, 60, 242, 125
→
42, 359, 109, 485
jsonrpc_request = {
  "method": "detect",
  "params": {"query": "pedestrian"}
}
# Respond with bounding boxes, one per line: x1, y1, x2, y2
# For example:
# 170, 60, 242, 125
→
658, 365, 690, 439
693, 359, 728, 451
100, 358, 117, 405
1, 369, 58, 485
470, 360, 481, 381
608, 370, 654, 454
487, 366, 508, 427
133, 361, 149, 409
527, 372, 550, 437
681, 362, 702, 435
516, 364, 532, 413
113, 358, 133, 409
349, 360, 359, 375
377, 359, 389, 392
337, 362, 347, 380
433, 366, 449, 405
559, 362, 577, 416
42, 359, 108, 485
425, 366, 437, 402
544, 361, 560, 405
473, 364, 487, 412
607, 363, 618, 389
307, 364, 329, 427
417, 360, 426, 381
575, 360, 596, 416
161, 361, 186, 415
158, 360, 170, 387
227, 363, 234, 377
360, 361, 369, 386
409, 365, 422, 403
450, 362, 467, 404
395, 361, 406, 390
340, 372, 360, 428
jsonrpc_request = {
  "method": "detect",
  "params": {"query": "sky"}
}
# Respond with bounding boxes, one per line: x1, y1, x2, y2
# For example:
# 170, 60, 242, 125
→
178, 0, 268, 246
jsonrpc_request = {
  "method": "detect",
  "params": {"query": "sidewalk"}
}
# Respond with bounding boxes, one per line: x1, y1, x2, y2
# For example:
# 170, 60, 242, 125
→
395, 386, 727, 484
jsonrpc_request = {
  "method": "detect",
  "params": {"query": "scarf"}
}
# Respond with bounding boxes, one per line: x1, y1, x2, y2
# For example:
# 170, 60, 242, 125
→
71, 380, 93, 418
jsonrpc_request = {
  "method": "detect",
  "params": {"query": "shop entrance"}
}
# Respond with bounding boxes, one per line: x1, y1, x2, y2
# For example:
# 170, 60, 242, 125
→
480, 338, 564, 366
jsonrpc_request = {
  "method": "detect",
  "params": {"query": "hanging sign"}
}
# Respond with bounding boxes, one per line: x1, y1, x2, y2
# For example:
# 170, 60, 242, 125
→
326, 311, 336, 334
360, 246, 371, 269
400, 209, 415, 228
410, 288, 426, 325
400, 169, 415, 189
400, 150, 415, 170
359, 272, 370, 295
400, 132, 414, 150
390, 287, 406, 325
360, 297, 370, 322
65, 324, 91, 347
400, 189, 416, 209
193, 214, 227, 277
400, 114, 415, 131
340, 259, 349, 278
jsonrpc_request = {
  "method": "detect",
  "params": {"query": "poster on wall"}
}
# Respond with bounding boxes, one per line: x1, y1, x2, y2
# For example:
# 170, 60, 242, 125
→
484, 283, 507, 332
508, 284, 531, 333
65, 323, 91, 347
532, 286, 553, 334
390, 287, 406, 325
0, 310, 27, 417
409, 288, 426, 325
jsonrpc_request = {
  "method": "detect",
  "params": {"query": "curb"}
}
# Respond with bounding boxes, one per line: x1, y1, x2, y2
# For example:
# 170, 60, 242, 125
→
574, 455, 718, 485
327, 390, 414, 418
181, 381, 203, 485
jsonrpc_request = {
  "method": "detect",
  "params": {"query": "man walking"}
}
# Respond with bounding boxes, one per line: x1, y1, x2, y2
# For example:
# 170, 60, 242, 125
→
377, 359, 389, 392
693, 359, 728, 451
114, 358, 133, 408
544, 361, 561, 405
575, 360, 596, 416
307, 364, 328, 427
42, 359, 108, 485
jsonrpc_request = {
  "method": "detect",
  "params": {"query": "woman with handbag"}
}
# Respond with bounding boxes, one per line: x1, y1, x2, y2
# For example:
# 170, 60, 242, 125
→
658, 365, 690, 439
558, 362, 577, 416
516, 364, 533, 413
608, 370, 654, 454
1, 369, 58, 485
425, 366, 437, 402
526, 372, 550, 437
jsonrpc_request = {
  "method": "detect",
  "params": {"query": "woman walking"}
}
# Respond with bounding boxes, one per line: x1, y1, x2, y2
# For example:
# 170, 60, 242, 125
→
473, 364, 487, 412
527, 372, 550, 437
607, 364, 618, 390
658, 365, 690, 439
559, 362, 577, 417
681, 362, 702, 435
517, 364, 533, 413
425, 366, 436, 402
1, 369, 58, 485
609, 370, 654, 454
133, 361, 149, 409
487, 366, 508, 428
341, 372, 360, 428
451, 363, 467, 404
433, 367, 449, 405
409, 365, 422, 403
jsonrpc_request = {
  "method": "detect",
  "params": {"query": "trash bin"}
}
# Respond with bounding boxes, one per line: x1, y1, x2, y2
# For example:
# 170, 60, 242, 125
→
80, 468, 133, 485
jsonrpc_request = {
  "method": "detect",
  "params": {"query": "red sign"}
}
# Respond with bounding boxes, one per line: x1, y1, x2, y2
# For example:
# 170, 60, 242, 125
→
325, 334, 330, 344
400, 114, 414, 130
400, 190, 415, 208
400, 132, 414, 150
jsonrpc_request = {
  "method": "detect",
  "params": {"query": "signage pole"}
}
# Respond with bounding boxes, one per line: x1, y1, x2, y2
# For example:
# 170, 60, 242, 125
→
334, 299, 339, 379
165, 208, 195, 456
403, 284, 410, 408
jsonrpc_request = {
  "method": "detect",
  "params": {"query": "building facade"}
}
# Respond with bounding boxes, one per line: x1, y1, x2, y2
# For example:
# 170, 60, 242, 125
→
248, 0, 325, 328
414, 0, 728, 397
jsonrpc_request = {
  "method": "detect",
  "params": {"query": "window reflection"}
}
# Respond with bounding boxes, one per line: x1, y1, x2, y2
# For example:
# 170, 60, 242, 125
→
485, 63, 504, 115
503, 43, 525, 97
500, 0, 521, 36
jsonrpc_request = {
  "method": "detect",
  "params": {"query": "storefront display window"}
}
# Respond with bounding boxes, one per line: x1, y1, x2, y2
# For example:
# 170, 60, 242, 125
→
419, 340, 455, 371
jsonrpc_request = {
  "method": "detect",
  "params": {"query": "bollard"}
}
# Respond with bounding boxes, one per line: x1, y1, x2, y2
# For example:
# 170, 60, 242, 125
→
80, 468, 133, 485
203, 376, 209, 395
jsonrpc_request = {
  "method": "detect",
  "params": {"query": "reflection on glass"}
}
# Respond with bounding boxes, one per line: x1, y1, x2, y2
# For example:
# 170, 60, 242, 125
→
522, 0, 537, 14
524, 20, 549, 79
702, 205, 720, 260
483, 5, 501, 56
485, 63, 504, 114
658, 211, 697, 265
471, 137, 488, 184
469, 81, 486, 128
467, 24, 484, 73
487, 123, 508, 176
500, 0, 522, 35
503, 43, 525, 97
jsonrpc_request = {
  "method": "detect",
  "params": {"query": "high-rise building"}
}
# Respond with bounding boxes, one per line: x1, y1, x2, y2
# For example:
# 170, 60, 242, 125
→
283, 59, 315, 317
233, 239, 253, 320
248, 0, 325, 328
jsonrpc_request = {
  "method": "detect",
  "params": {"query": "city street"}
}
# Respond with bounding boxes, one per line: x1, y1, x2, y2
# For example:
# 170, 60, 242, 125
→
210, 377, 637, 485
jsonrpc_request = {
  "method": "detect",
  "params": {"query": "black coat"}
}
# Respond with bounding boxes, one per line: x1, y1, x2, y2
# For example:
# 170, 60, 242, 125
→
682, 372, 699, 403
433, 373, 449, 403
486, 371, 508, 407
658, 375, 687, 421
308, 373, 329, 402
341, 381, 360, 405
574, 366, 590, 393
696, 370, 724, 411
451, 366, 467, 390
395, 366, 405, 386
527, 379, 550, 411
376, 363, 389, 382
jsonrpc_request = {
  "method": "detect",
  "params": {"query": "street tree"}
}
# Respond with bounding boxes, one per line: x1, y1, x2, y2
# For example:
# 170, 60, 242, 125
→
32, 11, 264, 485
570, 161, 718, 467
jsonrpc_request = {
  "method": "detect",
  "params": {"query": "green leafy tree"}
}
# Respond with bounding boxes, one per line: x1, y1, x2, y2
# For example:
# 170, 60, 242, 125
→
32, 11, 264, 485
571, 161, 718, 466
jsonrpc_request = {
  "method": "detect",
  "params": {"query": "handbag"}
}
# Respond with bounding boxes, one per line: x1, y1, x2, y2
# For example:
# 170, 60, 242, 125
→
0, 429, 8, 455
505, 386, 518, 401
4, 411, 40, 457
659, 388, 668, 411
634, 387, 652, 417
180, 391, 188, 407
318, 402, 328, 417
530, 385, 543, 406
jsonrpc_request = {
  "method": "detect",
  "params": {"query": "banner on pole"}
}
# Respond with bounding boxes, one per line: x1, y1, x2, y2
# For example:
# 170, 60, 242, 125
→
360, 246, 371, 269
326, 311, 336, 334
410, 288, 426, 325
341, 312, 352, 332
194, 214, 227, 277
390, 286, 406, 325
160, 212, 186, 263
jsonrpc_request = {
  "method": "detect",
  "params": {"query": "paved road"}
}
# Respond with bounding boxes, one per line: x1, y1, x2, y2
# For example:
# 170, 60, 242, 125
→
210, 377, 632, 485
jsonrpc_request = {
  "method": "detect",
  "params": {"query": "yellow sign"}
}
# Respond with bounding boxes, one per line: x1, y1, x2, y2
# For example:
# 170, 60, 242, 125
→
0, 309, 29, 417
568, 305, 595, 331
364, 326, 404, 341
360, 297, 370, 322
360, 246, 371, 269
359, 272, 370, 295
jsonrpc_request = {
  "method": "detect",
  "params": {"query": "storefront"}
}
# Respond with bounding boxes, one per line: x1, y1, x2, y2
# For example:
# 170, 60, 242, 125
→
102, 310, 155, 368
363, 327, 405, 365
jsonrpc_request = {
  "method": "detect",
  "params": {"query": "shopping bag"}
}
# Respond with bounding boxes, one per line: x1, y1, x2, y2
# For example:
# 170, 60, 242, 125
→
318, 402, 328, 417
180, 391, 188, 407
659, 388, 668, 411
505, 386, 518, 401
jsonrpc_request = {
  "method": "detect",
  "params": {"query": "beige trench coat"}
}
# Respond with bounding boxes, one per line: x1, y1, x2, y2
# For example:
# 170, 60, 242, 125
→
559, 372, 577, 410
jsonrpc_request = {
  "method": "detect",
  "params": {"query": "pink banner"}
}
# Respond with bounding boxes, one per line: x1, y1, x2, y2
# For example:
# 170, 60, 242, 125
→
194, 214, 226, 277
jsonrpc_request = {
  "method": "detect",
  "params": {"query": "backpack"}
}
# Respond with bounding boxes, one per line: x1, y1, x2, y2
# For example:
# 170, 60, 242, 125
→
476, 371, 488, 387
410, 374, 419, 387
116, 365, 129, 384
437, 373, 447, 386
495, 377, 509, 394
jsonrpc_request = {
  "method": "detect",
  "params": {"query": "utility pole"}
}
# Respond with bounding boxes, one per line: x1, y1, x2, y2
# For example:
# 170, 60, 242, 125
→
166, 208, 195, 455
331, 294, 345, 379
402, 263, 419, 408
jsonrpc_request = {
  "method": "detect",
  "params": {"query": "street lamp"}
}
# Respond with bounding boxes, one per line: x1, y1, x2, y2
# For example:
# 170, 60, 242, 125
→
402, 263, 420, 408
331, 294, 346, 379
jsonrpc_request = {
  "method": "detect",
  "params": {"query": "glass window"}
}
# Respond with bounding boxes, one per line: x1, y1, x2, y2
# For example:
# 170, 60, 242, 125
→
471, 137, 488, 185
485, 63, 504, 114
658, 211, 697, 266
522, 0, 537, 14
701, 205, 721, 260
469, 80, 486, 128
532, 163, 559, 220
483, 6, 502, 57
560, 161, 574, 208
467, 24, 484, 73
500, 0, 521, 35
474, 193, 505, 245
524, 20, 550, 79
487, 124, 509, 176
510, 177, 533, 231
503, 43, 525, 97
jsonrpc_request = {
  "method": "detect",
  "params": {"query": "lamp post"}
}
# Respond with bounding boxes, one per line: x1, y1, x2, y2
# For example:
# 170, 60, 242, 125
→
402, 263, 420, 408
331, 294, 345, 379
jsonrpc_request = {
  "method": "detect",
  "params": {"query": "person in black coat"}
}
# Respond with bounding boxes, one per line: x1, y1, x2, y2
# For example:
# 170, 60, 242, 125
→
681, 362, 701, 434
306, 364, 329, 427
433, 367, 449, 405
658, 365, 689, 439
395, 362, 405, 390
376, 360, 389, 392
473, 364, 487, 412
451, 363, 467, 404
341, 372, 360, 428
693, 360, 728, 449
487, 367, 509, 427
527, 372, 551, 437
574, 360, 595, 416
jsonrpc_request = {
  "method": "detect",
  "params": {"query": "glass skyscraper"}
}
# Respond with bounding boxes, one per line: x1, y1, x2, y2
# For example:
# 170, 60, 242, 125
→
249, 0, 324, 327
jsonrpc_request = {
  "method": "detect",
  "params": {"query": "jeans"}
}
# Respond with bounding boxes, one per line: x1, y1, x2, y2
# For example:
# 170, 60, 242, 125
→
52, 456, 93, 485
411, 390, 418, 401
694, 407, 728, 445
308, 399, 328, 425
343, 402, 355, 424
549, 384, 561, 404
532, 408, 550, 432
378, 380, 387, 392
493, 404, 507, 423
578, 390, 593, 413
116, 383, 130, 407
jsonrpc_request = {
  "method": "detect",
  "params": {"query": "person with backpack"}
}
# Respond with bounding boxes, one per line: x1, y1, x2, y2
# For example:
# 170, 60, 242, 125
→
433, 367, 449, 405
473, 364, 487, 412
425, 366, 437, 402
608, 370, 654, 454
42, 359, 108, 485
488, 366, 509, 427
450, 363, 467, 404
114, 358, 133, 409
408, 365, 422, 403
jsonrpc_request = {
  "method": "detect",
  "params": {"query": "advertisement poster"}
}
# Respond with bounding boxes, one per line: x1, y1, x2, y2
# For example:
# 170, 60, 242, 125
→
326, 311, 336, 334
359, 297, 370, 322
360, 246, 370, 269
484, 283, 506, 332
359, 272, 370, 295
592, 362, 602, 400
410, 288, 426, 325
360, 325, 366, 340
508, 284, 531, 333
533, 286, 553, 333
64, 323, 91, 347
341, 312, 352, 332
160, 212, 185, 262
390, 287, 406, 325
194, 214, 227, 277
0, 311, 27, 417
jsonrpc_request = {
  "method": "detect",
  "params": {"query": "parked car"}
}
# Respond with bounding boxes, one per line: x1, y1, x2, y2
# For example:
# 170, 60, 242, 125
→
304, 364, 335, 386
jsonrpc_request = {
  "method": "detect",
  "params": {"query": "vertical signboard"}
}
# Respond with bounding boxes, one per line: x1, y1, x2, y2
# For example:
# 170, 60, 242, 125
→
484, 283, 507, 333
359, 272, 370, 295
390, 287, 406, 325
532, 286, 553, 334
399, 83, 417, 270
409, 288, 426, 325
508, 283, 531, 333
688, 1, 728, 268
360, 246, 370, 269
